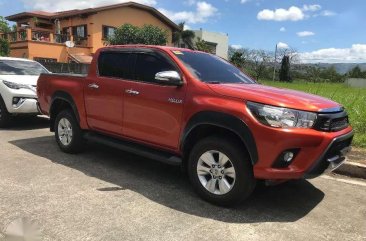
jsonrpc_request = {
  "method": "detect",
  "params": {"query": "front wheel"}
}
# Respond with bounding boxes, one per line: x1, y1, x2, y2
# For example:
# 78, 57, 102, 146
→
55, 109, 84, 153
188, 136, 256, 206
0, 97, 11, 128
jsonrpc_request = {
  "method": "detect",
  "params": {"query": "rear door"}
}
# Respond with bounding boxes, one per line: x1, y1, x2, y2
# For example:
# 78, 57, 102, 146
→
84, 51, 132, 135
122, 50, 187, 149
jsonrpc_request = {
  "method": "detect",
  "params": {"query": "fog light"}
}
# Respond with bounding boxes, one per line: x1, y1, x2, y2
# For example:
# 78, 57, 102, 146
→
283, 152, 294, 162
272, 148, 300, 168
12, 97, 26, 107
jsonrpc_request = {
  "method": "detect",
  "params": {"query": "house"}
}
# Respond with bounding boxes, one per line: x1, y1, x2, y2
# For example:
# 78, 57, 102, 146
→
192, 29, 229, 59
1, 2, 179, 63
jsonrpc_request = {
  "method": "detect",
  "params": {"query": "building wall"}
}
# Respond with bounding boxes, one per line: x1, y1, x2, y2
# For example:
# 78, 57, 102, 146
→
193, 30, 229, 59
346, 78, 366, 88
59, 6, 174, 53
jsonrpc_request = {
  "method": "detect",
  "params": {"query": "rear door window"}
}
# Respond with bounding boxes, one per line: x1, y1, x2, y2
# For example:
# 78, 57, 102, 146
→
98, 52, 132, 79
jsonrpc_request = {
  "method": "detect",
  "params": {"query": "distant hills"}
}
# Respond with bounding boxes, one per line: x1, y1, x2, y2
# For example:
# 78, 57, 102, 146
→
310, 63, 366, 74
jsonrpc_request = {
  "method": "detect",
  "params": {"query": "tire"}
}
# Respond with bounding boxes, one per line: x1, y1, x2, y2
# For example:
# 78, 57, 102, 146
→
187, 136, 256, 206
54, 109, 85, 153
0, 96, 11, 128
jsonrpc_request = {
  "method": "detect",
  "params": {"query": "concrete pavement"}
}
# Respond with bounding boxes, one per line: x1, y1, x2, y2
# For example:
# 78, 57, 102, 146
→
0, 117, 365, 241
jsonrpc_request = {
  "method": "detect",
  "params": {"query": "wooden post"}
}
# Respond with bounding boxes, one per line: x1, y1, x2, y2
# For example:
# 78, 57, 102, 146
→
26, 28, 32, 41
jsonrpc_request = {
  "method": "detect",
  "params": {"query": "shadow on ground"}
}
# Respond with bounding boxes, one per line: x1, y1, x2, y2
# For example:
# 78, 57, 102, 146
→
10, 135, 325, 223
1, 116, 49, 131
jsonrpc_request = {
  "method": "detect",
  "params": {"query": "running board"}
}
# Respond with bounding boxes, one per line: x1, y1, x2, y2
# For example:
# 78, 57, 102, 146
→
83, 132, 182, 166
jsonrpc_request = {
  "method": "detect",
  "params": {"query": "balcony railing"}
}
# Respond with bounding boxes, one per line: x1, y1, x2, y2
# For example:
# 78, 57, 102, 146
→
0, 29, 88, 47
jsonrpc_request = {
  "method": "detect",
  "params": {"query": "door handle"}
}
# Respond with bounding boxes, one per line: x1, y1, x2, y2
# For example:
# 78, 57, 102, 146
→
125, 89, 140, 95
88, 83, 99, 89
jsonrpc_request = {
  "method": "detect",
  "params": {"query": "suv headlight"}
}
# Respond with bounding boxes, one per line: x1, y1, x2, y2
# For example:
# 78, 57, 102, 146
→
2, 80, 31, 90
247, 101, 317, 128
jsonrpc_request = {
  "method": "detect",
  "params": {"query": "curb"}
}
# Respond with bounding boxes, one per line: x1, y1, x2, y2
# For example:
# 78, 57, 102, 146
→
333, 161, 366, 179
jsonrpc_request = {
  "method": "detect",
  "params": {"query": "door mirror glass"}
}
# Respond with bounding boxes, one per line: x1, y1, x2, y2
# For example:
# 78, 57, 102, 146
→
155, 71, 183, 86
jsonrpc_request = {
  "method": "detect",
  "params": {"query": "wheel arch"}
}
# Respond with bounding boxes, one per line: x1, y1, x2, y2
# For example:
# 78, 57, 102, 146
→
49, 91, 80, 132
181, 111, 258, 167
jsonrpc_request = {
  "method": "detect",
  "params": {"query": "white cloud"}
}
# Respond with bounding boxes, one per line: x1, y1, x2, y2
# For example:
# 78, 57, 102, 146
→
159, 1, 217, 24
277, 42, 289, 49
185, 0, 196, 6
240, 0, 250, 4
320, 10, 336, 16
280, 27, 286, 32
183, 24, 191, 30
257, 6, 304, 21
299, 44, 366, 63
302, 4, 321, 12
231, 44, 243, 49
297, 31, 315, 37
21, 0, 156, 11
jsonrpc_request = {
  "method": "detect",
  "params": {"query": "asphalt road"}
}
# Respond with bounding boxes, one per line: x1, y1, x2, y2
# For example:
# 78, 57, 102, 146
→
0, 117, 365, 241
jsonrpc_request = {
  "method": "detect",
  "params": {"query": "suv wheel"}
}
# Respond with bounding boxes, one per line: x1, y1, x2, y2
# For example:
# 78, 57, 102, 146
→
188, 136, 256, 206
0, 97, 10, 128
55, 109, 84, 153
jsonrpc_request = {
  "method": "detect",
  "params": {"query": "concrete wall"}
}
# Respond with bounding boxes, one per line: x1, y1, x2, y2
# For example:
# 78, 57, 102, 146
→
346, 78, 366, 88
193, 29, 229, 59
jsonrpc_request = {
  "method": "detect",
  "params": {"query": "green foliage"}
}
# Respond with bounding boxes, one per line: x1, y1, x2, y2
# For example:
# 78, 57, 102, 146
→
0, 16, 11, 33
108, 24, 167, 45
0, 38, 10, 56
230, 51, 245, 67
195, 38, 212, 53
261, 80, 366, 148
279, 55, 291, 82
172, 22, 195, 49
348, 65, 366, 78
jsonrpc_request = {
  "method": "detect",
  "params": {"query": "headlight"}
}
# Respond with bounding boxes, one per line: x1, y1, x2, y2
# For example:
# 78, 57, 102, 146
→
2, 80, 31, 90
247, 101, 317, 128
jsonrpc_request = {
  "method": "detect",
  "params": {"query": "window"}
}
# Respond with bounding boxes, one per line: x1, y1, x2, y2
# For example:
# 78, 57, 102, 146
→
34, 57, 57, 63
134, 53, 176, 83
102, 26, 116, 39
0, 60, 49, 75
173, 51, 255, 84
72, 25, 87, 38
98, 52, 131, 79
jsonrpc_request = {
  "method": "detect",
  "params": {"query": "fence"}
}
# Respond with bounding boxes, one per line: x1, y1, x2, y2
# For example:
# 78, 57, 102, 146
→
41, 62, 90, 75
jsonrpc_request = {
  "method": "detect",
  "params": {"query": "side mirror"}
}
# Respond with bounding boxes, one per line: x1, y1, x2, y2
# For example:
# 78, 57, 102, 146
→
155, 71, 183, 86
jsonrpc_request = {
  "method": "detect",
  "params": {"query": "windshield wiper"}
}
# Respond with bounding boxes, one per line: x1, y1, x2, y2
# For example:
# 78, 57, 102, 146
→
206, 81, 221, 84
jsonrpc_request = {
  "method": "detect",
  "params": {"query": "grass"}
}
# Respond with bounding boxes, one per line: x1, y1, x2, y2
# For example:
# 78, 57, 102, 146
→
260, 80, 366, 148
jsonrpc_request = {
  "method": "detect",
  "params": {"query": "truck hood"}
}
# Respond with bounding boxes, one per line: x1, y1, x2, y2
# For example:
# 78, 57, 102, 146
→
0, 75, 39, 86
208, 83, 340, 112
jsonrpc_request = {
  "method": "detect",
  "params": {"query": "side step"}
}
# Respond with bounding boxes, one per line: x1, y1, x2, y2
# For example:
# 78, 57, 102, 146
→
83, 132, 182, 166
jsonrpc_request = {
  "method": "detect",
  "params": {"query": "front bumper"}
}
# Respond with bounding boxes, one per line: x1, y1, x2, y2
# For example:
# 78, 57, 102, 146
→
304, 131, 353, 178
2, 88, 39, 114
9, 98, 39, 114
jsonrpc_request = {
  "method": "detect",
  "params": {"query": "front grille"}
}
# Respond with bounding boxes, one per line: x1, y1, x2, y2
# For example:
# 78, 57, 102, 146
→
314, 110, 349, 132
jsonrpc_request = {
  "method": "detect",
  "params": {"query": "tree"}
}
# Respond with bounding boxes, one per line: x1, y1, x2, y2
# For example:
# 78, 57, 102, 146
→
0, 38, 10, 56
108, 24, 167, 45
0, 16, 10, 56
0, 16, 11, 33
249, 49, 271, 81
348, 65, 365, 78
172, 22, 195, 49
279, 55, 291, 82
230, 51, 245, 68
195, 38, 212, 53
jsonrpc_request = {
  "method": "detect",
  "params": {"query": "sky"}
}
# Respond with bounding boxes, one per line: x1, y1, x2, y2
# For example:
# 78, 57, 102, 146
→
1, 0, 365, 63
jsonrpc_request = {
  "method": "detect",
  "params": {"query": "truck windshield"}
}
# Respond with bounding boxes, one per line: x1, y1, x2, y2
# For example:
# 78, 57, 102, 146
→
172, 51, 256, 84
0, 60, 48, 75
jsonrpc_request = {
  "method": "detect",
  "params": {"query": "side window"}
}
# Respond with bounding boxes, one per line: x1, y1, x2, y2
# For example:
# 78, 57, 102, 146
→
98, 52, 131, 79
134, 53, 176, 83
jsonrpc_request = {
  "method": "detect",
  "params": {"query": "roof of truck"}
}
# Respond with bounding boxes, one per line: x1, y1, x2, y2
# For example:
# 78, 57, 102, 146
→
99, 45, 197, 53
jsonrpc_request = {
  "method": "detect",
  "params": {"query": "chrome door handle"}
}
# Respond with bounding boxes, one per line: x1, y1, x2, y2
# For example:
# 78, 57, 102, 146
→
88, 83, 99, 89
125, 89, 140, 95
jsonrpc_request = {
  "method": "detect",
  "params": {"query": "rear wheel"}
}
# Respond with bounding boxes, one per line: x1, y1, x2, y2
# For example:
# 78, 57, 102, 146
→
188, 136, 256, 206
55, 109, 84, 153
0, 96, 11, 128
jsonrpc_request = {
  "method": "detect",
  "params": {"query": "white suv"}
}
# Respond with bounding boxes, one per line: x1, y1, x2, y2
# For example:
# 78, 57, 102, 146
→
0, 57, 49, 127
